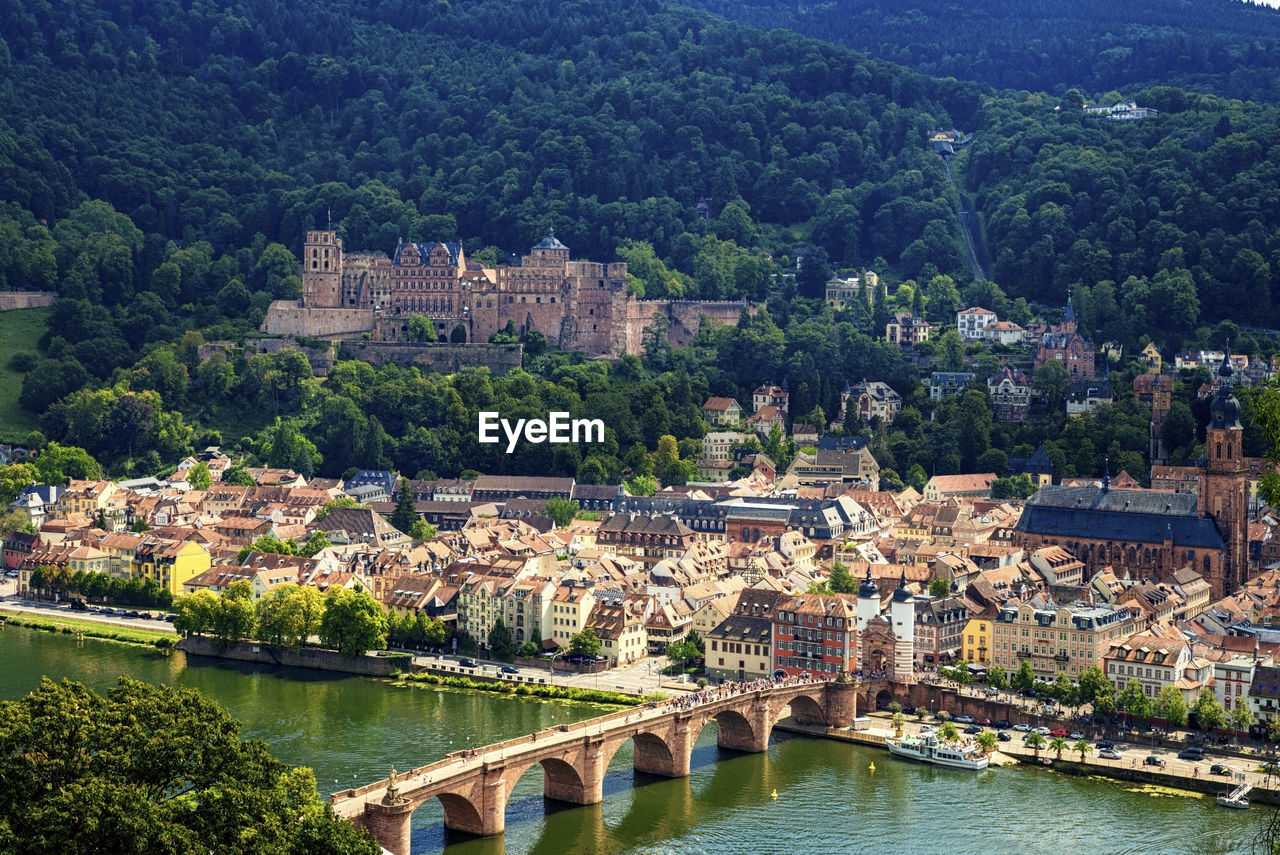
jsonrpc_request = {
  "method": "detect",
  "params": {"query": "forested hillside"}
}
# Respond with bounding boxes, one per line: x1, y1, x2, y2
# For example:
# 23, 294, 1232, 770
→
681, 0, 1280, 103
3, 0, 1280, 483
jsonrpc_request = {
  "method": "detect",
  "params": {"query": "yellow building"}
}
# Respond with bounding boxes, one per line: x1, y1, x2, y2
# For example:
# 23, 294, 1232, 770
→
962, 610, 995, 665
134, 539, 212, 596
549, 581, 596, 648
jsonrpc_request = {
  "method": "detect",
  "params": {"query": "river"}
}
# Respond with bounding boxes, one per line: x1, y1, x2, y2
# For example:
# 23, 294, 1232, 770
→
0, 629, 1264, 855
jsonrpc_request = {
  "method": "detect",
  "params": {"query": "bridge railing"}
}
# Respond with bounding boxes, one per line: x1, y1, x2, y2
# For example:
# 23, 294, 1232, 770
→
332, 674, 852, 805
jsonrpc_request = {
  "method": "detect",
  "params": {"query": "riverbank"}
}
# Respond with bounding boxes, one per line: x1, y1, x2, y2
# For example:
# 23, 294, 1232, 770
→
1, 612, 173, 648
778, 713, 1280, 808
393, 670, 661, 707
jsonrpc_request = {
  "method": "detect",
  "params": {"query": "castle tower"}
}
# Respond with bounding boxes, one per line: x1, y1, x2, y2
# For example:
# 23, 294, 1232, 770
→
890, 571, 915, 677
1202, 354, 1249, 599
302, 230, 343, 308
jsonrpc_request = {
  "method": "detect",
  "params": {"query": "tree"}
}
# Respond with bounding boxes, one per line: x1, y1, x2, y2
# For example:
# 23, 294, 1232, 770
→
545, 497, 580, 528
173, 589, 218, 636
1160, 402, 1196, 456
1192, 687, 1227, 733
569, 627, 601, 658
625, 474, 657, 496
0, 677, 378, 855
1231, 703, 1254, 745
892, 711, 906, 737
1025, 732, 1047, 756
319, 587, 388, 658
1092, 688, 1117, 717
389, 480, 417, 535
32, 442, 101, 485
185, 461, 212, 490
0, 462, 40, 505
827, 561, 857, 594
314, 497, 361, 521
210, 581, 257, 652
988, 665, 1008, 691
255, 584, 325, 651
488, 618, 515, 662
1012, 660, 1035, 692
408, 519, 437, 541
975, 731, 999, 756
1072, 738, 1093, 763
928, 577, 951, 599
222, 466, 257, 487
937, 722, 960, 743
1077, 664, 1109, 704
1117, 682, 1151, 721
1152, 685, 1188, 728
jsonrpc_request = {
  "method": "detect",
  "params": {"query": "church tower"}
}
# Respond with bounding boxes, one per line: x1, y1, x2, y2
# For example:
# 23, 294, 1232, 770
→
1202, 355, 1249, 599
301, 230, 343, 308
856, 567, 880, 666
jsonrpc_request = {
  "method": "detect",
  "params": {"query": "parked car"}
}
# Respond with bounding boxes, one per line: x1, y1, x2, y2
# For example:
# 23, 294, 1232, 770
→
458, 658, 478, 668
1049, 729, 1070, 738
954, 715, 974, 724
997, 732, 1012, 742
974, 717, 992, 726
1099, 748, 1123, 760
992, 719, 1011, 729
1012, 723, 1032, 732
499, 664, 519, 675
1096, 740, 1115, 750
1178, 747, 1205, 761
1210, 764, 1232, 775
964, 725, 982, 735
1033, 727, 1052, 736
1069, 731, 1085, 740
1145, 755, 1167, 768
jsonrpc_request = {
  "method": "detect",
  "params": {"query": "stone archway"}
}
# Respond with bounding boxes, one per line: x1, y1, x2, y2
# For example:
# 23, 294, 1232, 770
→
874, 689, 894, 710
701, 708, 760, 753
436, 791, 485, 837
786, 693, 828, 727
534, 757, 590, 804
627, 731, 679, 777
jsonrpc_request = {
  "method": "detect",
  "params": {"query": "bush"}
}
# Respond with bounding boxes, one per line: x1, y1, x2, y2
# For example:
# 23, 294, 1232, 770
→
8, 352, 38, 372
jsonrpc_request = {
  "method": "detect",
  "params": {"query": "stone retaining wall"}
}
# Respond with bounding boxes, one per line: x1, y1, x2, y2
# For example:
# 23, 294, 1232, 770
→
0, 291, 57, 310
177, 636, 411, 676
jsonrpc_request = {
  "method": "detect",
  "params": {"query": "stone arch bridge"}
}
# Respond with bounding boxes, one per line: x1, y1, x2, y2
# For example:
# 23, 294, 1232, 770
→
331, 677, 896, 854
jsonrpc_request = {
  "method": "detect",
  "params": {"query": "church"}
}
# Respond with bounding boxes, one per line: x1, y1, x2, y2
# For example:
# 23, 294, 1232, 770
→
1013, 356, 1249, 601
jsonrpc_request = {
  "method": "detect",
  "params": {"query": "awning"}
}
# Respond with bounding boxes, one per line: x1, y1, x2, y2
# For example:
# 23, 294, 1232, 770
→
967, 663, 988, 673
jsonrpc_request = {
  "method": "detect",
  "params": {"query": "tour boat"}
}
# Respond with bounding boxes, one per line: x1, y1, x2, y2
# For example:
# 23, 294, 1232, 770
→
886, 733, 989, 770
1217, 782, 1251, 810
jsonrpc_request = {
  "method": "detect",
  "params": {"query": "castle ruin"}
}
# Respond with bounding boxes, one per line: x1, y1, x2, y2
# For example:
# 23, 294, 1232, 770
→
262, 230, 750, 357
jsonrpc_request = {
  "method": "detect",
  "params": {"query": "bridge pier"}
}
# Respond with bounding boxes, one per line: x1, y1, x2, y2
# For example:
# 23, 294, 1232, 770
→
824, 679, 858, 728
364, 799, 414, 855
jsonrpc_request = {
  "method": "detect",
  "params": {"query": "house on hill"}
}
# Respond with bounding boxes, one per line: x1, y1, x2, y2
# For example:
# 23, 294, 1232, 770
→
922, 473, 998, 502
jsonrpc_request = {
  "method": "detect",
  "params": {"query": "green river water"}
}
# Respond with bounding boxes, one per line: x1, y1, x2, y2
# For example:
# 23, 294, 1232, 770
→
0, 628, 1264, 855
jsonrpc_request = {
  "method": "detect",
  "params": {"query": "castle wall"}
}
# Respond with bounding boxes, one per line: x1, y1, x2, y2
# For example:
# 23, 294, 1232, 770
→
335, 341, 523, 374
261, 301, 375, 337
0, 291, 58, 310
623, 298, 753, 355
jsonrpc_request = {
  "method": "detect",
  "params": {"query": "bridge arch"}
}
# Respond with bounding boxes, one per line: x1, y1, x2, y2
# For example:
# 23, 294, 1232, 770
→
874, 688, 895, 710
435, 791, 485, 837
601, 730, 681, 778
692, 707, 761, 754
506, 756, 591, 805
784, 692, 828, 727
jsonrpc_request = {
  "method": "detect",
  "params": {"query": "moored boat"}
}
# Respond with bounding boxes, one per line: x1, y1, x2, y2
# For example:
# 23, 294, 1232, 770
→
1217, 782, 1251, 810
886, 733, 989, 770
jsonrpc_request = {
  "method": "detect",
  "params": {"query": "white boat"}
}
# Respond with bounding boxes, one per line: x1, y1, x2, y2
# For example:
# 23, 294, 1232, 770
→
1217, 782, 1251, 810
886, 733, 989, 770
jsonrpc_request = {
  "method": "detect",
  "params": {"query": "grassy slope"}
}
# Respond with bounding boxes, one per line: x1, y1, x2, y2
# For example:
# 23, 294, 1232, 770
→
0, 308, 50, 440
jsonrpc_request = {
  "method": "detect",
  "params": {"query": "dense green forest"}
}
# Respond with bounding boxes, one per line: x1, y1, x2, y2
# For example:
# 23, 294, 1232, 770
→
681, 0, 1280, 103
3, 0, 1280, 484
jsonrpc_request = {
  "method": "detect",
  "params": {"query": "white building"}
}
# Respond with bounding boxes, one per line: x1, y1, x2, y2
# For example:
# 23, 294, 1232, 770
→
957, 306, 998, 341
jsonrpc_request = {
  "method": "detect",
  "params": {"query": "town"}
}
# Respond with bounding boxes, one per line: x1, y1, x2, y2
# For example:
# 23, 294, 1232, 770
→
4, 320, 1280, 747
